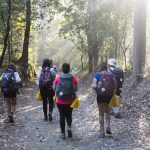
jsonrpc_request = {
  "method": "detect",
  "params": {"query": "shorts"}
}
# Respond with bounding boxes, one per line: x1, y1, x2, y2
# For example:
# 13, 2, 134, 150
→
97, 95, 113, 104
3, 91, 17, 98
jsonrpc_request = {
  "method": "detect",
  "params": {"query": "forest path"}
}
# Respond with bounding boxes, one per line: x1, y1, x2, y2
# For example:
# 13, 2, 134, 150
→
0, 80, 149, 150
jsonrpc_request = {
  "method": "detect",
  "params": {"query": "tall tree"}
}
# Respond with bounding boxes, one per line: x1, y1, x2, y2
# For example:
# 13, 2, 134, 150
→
19, 0, 31, 65
87, 0, 98, 73
132, 0, 147, 85
18, 0, 31, 79
0, 0, 11, 67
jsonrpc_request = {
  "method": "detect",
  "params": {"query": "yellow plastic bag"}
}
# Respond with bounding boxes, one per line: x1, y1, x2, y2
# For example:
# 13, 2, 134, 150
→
53, 95, 56, 102
36, 90, 42, 101
71, 96, 80, 109
109, 93, 119, 108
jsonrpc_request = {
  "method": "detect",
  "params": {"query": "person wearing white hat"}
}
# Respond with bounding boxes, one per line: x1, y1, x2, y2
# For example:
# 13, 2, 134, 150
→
108, 58, 124, 118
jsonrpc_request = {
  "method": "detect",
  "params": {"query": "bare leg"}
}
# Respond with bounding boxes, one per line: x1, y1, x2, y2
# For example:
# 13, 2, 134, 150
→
105, 104, 110, 130
10, 97, 17, 114
105, 104, 112, 134
5, 97, 11, 115
97, 103, 105, 136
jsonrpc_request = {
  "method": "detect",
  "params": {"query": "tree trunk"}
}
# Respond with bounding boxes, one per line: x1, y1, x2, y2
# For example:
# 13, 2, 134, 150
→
114, 10, 119, 59
101, 55, 104, 63
80, 54, 84, 70
0, 0, 11, 67
38, 0, 46, 56
87, 0, 98, 73
8, 36, 11, 62
19, 0, 31, 64
18, 0, 31, 79
132, 0, 147, 86
87, 27, 93, 73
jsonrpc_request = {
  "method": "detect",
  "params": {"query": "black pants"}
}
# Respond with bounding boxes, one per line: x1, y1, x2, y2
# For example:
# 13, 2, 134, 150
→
57, 103, 73, 134
40, 87, 54, 116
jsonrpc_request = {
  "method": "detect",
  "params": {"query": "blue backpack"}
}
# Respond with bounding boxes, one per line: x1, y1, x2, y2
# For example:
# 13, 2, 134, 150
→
1, 70, 17, 94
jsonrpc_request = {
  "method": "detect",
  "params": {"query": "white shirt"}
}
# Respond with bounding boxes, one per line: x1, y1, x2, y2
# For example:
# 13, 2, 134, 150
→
14, 72, 21, 82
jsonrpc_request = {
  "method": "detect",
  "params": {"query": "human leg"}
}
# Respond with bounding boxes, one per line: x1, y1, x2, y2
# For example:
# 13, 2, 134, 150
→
57, 103, 66, 139
8, 97, 17, 123
47, 88, 54, 121
40, 88, 48, 120
11, 97, 17, 114
65, 106, 73, 138
97, 103, 105, 137
104, 103, 112, 134
5, 97, 11, 115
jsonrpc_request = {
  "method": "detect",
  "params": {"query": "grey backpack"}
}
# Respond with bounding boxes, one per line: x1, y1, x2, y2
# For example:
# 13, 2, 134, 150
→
56, 73, 76, 100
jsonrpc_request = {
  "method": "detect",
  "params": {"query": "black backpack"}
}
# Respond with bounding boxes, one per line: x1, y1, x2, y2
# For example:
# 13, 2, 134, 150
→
1, 70, 17, 94
96, 71, 115, 97
39, 67, 53, 88
56, 73, 76, 100
110, 68, 124, 90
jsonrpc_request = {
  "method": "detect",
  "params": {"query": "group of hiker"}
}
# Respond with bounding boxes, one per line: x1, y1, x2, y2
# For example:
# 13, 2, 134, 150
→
37, 59, 78, 139
0, 58, 124, 139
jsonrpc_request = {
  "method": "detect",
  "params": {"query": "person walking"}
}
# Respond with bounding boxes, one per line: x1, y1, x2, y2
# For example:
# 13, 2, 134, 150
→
107, 58, 124, 118
54, 63, 78, 139
1, 62, 21, 123
38, 59, 56, 121
92, 62, 115, 138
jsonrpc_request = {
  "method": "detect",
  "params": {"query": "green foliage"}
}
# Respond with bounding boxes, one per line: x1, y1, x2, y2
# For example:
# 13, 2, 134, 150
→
0, 0, 134, 74
56, 0, 133, 70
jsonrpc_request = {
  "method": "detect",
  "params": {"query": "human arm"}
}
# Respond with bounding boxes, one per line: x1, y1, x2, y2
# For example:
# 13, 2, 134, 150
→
91, 73, 100, 89
73, 76, 78, 92
14, 72, 21, 83
53, 75, 59, 91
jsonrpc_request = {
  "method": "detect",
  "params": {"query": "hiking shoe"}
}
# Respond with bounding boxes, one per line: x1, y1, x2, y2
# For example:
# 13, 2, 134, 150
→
68, 130, 72, 138
44, 115, 48, 121
99, 133, 105, 138
114, 113, 122, 118
8, 114, 14, 123
106, 128, 112, 135
48, 113, 52, 121
60, 133, 65, 139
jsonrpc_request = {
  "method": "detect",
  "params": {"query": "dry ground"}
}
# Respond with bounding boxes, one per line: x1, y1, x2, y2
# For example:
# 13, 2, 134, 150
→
0, 76, 150, 150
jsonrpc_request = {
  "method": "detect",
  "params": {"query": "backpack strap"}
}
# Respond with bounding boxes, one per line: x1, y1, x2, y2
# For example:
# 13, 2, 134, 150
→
5, 69, 15, 78
109, 69, 114, 74
60, 73, 72, 79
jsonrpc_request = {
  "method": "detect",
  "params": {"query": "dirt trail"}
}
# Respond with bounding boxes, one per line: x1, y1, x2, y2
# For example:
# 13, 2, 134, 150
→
0, 80, 149, 150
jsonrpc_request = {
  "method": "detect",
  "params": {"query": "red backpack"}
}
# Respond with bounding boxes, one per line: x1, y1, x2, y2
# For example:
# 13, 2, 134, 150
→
96, 70, 114, 97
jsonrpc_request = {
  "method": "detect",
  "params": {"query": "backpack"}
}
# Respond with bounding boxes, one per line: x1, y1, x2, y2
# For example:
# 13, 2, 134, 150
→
1, 70, 17, 94
39, 67, 53, 88
110, 68, 124, 90
56, 73, 76, 101
96, 71, 114, 97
